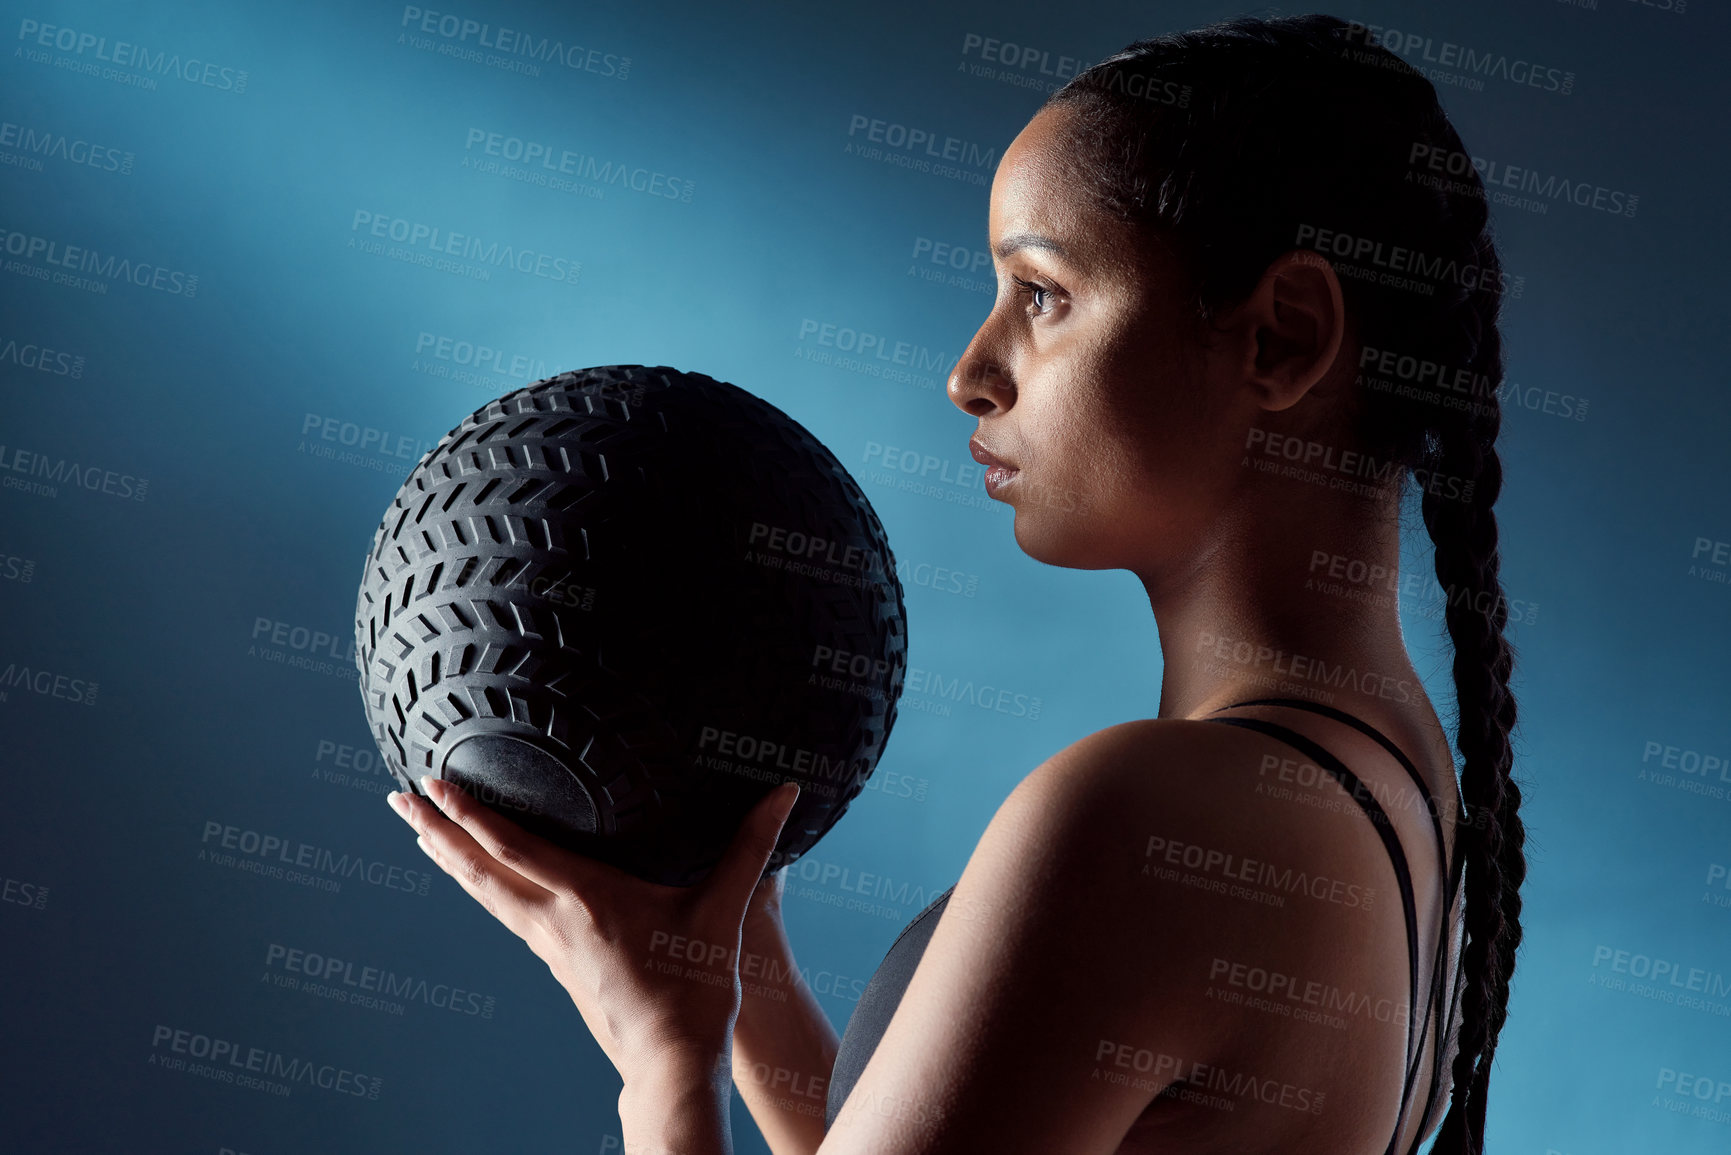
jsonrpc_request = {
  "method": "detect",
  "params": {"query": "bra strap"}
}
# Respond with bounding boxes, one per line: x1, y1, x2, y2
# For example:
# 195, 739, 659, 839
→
1205, 713, 1421, 1155
1210, 696, 1463, 1151
1409, 845, 1468, 1152
1210, 697, 1457, 869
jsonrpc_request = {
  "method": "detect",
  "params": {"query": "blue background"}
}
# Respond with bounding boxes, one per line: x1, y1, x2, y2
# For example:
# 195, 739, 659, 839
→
1, 1, 1727, 1152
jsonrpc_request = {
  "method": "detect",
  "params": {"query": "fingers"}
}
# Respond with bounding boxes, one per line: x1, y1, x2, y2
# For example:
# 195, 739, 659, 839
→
389, 785, 554, 943
418, 775, 611, 898
703, 782, 800, 916
393, 775, 800, 946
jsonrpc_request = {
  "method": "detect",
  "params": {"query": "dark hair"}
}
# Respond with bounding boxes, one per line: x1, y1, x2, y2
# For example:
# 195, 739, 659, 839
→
1044, 14, 1524, 1155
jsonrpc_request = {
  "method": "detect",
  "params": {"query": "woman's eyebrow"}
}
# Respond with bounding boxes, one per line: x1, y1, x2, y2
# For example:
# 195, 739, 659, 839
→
993, 232, 1071, 262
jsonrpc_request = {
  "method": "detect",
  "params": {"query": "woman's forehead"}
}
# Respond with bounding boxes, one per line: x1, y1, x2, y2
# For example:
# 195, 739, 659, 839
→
989, 187, 1150, 291
988, 110, 1075, 227
986, 107, 1149, 279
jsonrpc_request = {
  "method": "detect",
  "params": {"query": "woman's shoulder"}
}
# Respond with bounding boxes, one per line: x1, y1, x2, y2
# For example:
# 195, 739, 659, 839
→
977, 715, 1406, 976
1012, 715, 1314, 820
1025, 711, 1449, 879
891, 716, 1413, 1148
976, 716, 1391, 928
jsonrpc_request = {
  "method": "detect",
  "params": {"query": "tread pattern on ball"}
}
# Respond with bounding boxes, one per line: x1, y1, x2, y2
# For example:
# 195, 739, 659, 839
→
354, 366, 907, 886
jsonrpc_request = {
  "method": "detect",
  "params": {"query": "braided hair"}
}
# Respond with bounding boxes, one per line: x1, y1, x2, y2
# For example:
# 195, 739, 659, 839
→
1042, 15, 1525, 1153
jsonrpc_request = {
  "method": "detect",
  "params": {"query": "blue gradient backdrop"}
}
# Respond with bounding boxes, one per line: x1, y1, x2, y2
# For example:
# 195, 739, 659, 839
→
1, 1, 1727, 1153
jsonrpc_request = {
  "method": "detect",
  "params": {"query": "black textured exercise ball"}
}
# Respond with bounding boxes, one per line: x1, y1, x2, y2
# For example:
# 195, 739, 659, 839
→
354, 365, 908, 887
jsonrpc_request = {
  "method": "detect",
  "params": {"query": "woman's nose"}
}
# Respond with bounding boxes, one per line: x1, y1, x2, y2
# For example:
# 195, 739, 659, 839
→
947, 343, 1013, 417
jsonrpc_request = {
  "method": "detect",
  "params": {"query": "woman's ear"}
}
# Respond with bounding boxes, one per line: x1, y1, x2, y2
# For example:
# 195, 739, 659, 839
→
1219, 248, 1348, 413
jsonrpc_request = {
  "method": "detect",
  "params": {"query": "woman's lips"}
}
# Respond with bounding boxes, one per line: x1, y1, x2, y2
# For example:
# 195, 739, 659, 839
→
969, 437, 1018, 494
982, 465, 1015, 494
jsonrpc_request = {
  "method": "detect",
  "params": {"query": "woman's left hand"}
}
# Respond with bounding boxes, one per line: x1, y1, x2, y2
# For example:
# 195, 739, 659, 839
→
387, 775, 801, 1084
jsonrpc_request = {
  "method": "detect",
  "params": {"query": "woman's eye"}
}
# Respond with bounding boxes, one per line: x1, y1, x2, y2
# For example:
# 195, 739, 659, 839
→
1010, 276, 1061, 317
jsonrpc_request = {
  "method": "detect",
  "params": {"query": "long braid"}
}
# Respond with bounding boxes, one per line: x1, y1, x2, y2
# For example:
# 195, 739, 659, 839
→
1045, 15, 1530, 1153
1416, 181, 1526, 1155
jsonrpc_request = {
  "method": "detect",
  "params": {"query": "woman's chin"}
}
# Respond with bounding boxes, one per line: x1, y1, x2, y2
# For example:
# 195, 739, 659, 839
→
1010, 512, 1108, 569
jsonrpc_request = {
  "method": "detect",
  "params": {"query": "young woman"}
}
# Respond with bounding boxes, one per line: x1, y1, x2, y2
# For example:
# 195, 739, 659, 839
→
388, 14, 1528, 1155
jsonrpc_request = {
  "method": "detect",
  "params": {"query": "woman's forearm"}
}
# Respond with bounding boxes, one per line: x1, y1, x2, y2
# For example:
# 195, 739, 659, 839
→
619, 1046, 733, 1155
730, 915, 843, 1155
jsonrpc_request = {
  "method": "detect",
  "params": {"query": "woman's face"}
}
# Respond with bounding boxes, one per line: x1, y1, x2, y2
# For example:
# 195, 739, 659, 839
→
947, 104, 1260, 576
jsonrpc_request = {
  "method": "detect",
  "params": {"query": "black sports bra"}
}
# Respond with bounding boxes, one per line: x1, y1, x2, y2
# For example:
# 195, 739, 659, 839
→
822, 697, 1466, 1155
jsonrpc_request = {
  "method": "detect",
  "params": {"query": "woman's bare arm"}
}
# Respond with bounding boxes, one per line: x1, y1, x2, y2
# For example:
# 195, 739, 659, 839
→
814, 719, 1411, 1154
731, 870, 842, 1155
